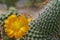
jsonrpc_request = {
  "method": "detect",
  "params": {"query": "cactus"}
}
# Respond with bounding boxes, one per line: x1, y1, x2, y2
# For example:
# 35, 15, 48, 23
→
0, 0, 60, 40
21, 0, 60, 40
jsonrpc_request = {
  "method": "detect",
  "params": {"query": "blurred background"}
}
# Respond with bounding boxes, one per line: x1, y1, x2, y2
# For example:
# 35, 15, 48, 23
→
0, 0, 45, 9
0, 0, 48, 19
0, 0, 48, 22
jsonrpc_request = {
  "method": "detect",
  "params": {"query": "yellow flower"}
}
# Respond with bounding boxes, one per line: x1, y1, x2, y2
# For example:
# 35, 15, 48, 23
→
4, 14, 31, 38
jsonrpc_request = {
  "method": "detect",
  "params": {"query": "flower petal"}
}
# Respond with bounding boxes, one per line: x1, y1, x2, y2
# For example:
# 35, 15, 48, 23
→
18, 14, 28, 26
4, 20, 9, 24
20, 25, 30, 33
8, 15, 17, 22
19, 29, 26, 36
14, 31, 23, 38
7, 30, 14, 38
5, 29, 14, 38
27, 18, 32, 23
5, 28, 9, 32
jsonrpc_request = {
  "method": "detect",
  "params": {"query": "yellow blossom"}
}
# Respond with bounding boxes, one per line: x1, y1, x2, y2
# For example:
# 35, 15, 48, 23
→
4, 14, 31, 38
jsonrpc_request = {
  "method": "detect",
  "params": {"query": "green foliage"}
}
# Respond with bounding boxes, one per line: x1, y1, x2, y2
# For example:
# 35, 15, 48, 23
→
4, 36, 10, 40
5, 0, 18, 7
0, 0, 3, 3
0, 0, 19, 7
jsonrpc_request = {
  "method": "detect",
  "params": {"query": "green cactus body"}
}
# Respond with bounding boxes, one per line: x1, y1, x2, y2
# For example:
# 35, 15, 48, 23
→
21, 0, 60, 40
